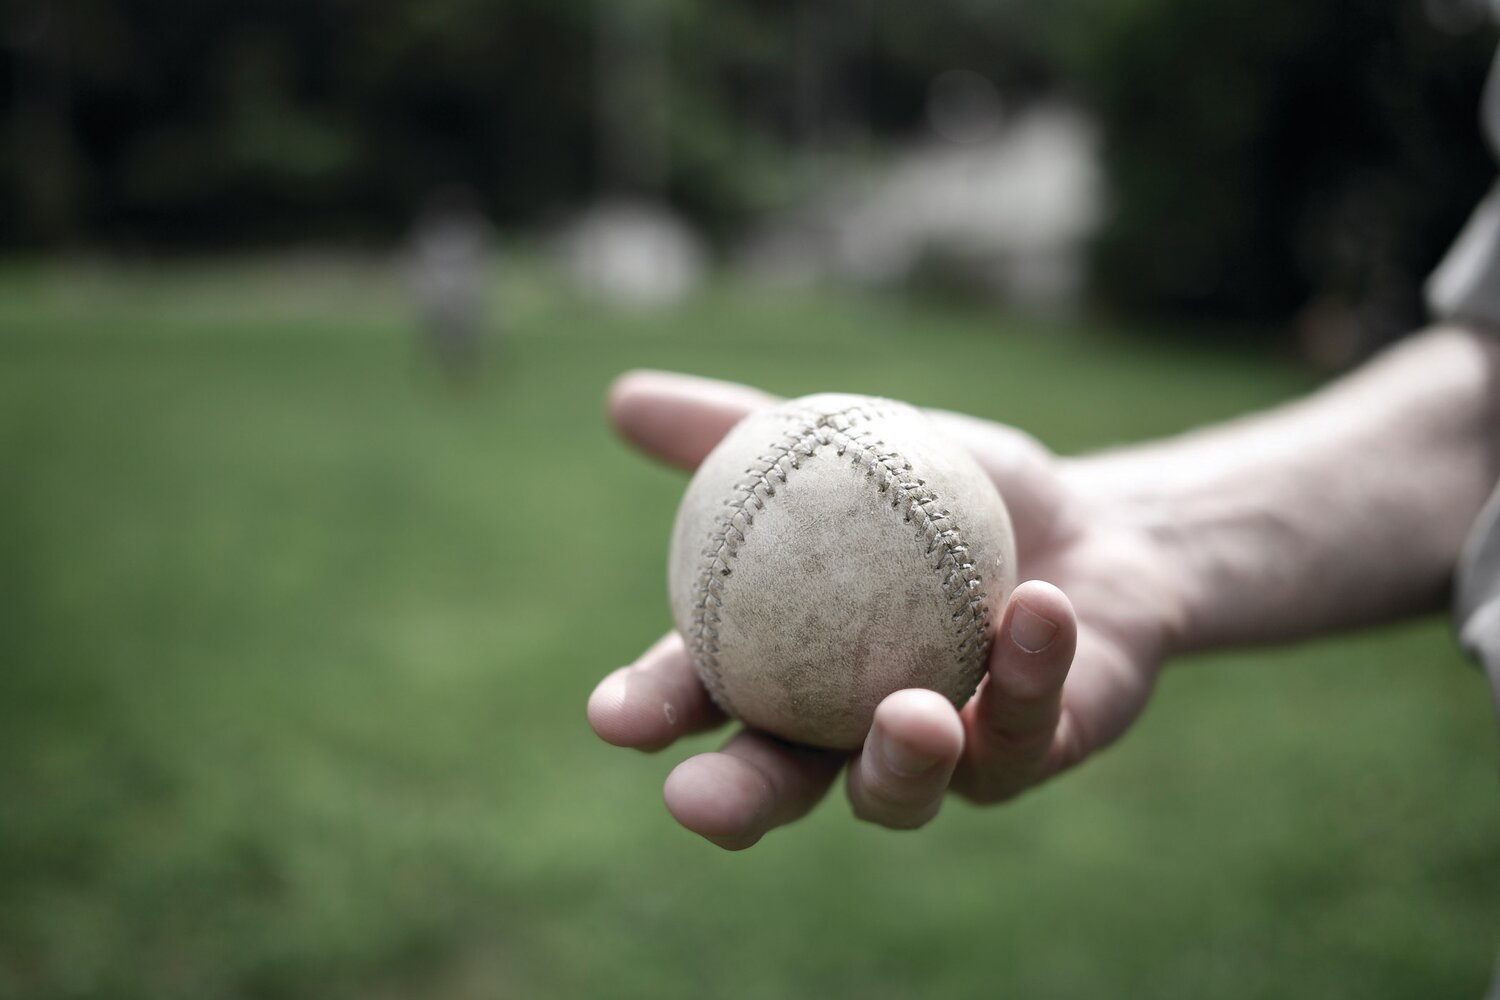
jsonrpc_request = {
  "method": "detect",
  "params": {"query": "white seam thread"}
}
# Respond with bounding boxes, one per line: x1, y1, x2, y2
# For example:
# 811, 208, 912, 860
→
689, 402, 994, 717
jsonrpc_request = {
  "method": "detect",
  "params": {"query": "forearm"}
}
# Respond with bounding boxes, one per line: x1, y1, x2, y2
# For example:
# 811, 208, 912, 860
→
1064, 326, 1500, 651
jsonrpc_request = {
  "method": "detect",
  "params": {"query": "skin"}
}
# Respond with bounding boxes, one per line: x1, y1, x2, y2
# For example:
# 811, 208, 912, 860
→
587, 325, 1500, 850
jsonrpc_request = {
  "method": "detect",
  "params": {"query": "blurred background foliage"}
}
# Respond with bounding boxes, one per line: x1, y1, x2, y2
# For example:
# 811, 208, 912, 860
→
1060, 0, 1499, 330
3, 0, 1496, 331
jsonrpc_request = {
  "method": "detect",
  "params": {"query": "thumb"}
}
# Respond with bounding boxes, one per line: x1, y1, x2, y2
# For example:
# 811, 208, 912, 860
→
608, 370, 779, 470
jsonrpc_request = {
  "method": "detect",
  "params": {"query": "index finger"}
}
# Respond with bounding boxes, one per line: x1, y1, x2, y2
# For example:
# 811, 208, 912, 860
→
953, 581, 1078, 803
588, 632, 728, 751
608, 370, 779, 470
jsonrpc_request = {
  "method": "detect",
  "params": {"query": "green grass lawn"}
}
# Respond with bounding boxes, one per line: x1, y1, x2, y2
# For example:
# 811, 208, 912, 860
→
1, 257, 1496, 999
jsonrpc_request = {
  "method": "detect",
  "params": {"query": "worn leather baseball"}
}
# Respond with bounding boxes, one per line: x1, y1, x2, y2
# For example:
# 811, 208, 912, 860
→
668, 393, 1017, 749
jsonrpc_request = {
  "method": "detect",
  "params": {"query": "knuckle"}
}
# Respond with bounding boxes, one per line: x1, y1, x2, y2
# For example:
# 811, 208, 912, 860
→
878, 804, 940, 831
993, 663, 1063, 703
950, 757, 1037, 805
976, 719, 1054, 761
851, 792, 939, 830
849, 771, 945, 827
955, 778, 1022, 806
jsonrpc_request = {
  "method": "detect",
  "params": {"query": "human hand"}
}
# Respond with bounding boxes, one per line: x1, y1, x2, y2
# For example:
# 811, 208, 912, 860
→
588, 371, 1186, 849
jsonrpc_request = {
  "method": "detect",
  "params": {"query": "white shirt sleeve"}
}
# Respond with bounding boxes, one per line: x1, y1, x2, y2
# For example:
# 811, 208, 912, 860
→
1430, 48, 1500, 729
1427, 49, 1500, 329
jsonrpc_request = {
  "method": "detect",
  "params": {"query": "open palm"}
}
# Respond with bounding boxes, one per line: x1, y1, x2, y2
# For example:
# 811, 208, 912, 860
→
588, 371, 1184, 849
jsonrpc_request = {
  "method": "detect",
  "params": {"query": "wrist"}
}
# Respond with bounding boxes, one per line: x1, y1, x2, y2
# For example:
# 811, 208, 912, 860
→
1125, 487, 1256, 655
1059, 326, 1500, 652
1056, 456, 1199, 665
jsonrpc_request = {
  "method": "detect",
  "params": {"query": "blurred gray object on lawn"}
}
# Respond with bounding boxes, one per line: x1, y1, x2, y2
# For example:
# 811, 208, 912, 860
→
407, 187, 495, 381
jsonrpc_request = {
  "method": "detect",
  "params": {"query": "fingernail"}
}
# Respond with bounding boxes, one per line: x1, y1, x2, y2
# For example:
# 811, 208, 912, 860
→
877, 732, 940, 777
1010, 602, 1058, 653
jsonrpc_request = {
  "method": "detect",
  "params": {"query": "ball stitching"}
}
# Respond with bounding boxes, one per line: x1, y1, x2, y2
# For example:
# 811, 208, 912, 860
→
689, 401, 996, 721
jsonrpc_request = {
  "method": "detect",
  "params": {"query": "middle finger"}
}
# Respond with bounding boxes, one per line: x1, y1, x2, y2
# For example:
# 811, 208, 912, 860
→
663, 730, 845, 850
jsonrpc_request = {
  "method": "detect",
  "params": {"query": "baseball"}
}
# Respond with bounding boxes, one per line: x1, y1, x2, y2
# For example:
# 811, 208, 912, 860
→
668, 393, 1017, 750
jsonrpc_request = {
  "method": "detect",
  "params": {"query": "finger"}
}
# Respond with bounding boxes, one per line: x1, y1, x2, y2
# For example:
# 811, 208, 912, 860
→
953, 580, 1078, 803
1044, 628, 1158, 777
587, 632, 727, 751
845, 689, 964, 830
663, 731, 845, 850
607, 370, 780, 470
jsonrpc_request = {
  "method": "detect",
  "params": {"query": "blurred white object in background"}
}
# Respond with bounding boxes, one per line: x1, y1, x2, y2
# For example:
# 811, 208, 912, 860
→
558, 200, 707, 308
739, 101, 1102, 312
